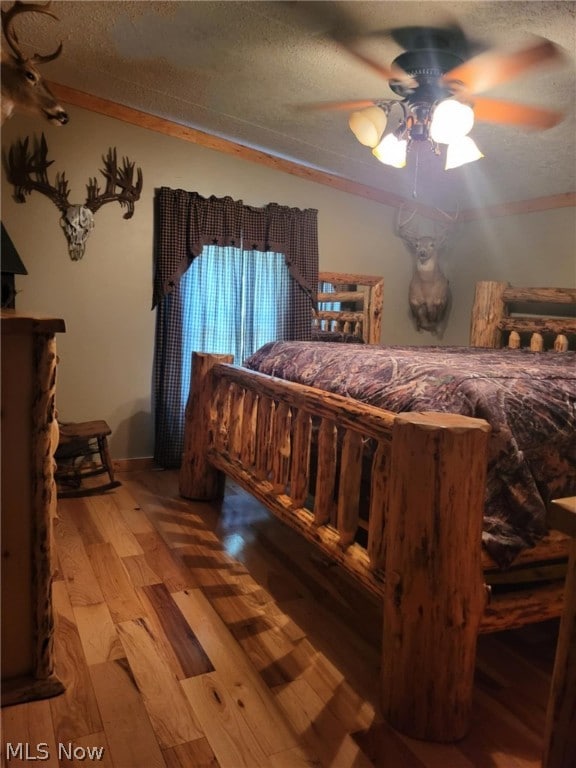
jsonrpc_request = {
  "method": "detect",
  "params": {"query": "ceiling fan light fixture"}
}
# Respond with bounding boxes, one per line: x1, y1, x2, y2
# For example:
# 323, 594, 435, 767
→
349, 106, 388, 148
445, 136, 484, 169
372, 133, 408, 168
430, 99, 475, 144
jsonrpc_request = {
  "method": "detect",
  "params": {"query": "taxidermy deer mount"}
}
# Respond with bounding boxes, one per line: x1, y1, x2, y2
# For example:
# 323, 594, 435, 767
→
3, 133, 144, 260
395, 205, 458, 334
1, 1, 68, 126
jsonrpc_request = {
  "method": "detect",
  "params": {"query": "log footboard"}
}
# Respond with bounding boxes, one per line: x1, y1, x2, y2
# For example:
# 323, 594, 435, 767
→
181, 352, 493, 742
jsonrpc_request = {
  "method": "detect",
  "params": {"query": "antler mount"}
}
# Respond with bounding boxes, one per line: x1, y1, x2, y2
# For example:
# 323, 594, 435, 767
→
3, 134, 143, 260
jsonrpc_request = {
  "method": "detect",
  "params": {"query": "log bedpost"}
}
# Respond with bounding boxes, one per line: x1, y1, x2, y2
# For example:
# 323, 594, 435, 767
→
470, 280, 507, 348
382, 412, 490, 742
179, 352, 233, 500
543, 497, 576, 768
367, 278, 384, 344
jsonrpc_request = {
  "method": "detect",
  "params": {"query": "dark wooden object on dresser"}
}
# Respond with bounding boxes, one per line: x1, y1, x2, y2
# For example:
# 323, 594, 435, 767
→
1, 311, 66, 705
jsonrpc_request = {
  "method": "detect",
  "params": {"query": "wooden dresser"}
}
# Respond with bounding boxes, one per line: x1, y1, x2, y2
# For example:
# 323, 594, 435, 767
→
1, 311, 66, 706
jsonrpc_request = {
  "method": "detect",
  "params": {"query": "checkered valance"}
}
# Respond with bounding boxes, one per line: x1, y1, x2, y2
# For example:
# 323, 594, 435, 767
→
153, 187, 318, 308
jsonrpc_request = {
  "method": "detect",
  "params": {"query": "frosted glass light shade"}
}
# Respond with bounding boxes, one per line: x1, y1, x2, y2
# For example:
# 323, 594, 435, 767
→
372, 133, 407, 168
445, 136, 484, 169
430, 99, 475, 144
349, 106, 388, 148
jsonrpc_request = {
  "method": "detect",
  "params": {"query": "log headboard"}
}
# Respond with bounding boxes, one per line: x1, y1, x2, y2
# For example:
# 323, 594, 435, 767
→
314, 271, 384, 344
471, 281, 576, 350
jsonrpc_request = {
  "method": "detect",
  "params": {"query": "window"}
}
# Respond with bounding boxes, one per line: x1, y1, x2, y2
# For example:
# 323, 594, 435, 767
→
153, 187, 318, 468
179, 244, 290, 408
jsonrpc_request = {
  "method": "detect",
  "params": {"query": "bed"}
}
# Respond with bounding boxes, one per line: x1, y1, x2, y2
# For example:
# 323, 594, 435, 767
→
179, 280, 576, 743
312, 271, 384, 344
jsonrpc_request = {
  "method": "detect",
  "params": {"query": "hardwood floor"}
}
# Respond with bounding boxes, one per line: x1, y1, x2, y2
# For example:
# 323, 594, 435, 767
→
1, 469, 559, 767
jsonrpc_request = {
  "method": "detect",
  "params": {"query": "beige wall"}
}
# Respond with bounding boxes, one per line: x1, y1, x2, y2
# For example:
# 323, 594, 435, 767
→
2, 105, 575, 459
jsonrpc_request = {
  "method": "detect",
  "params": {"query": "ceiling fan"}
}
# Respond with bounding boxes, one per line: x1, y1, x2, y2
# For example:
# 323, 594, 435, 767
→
304, 21, 567, 170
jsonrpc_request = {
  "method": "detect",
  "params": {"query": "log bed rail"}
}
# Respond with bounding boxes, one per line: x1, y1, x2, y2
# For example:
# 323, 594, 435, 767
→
180, 280, 575, 743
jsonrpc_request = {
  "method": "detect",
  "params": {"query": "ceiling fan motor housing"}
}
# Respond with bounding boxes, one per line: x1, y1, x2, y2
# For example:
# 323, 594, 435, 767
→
390, 49, 464, 102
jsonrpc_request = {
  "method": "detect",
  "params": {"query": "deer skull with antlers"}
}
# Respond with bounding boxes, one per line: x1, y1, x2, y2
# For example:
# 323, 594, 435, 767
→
3, 133, 143, 260
395, 205, 458, 334
1, 1, 68, 126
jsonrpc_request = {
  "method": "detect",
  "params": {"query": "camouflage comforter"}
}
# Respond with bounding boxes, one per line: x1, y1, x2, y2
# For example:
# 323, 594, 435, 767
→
244, 341, 576, 567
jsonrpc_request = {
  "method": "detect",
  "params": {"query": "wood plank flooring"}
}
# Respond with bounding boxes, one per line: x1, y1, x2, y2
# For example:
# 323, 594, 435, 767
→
1, 469, 560, 767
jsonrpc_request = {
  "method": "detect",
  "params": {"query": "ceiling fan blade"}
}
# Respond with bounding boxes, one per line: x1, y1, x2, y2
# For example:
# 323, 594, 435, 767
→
473, 96, 564, 129
297, 98, 381, 112
442, 36, 564, 94
283, 1, 417, 87
336, 42, 416, 85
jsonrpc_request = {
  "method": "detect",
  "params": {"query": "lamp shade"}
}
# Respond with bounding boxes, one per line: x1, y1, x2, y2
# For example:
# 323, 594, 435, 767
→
372, 133, 407, 168
445, 136, 484, 169
430, 99, 475, 144
349, 106, 388, 148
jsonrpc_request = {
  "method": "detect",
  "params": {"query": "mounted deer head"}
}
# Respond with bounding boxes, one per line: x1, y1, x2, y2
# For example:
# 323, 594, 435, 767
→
3, 133, 143, 260
395, 205, 458, 334
1, 1, 68, 126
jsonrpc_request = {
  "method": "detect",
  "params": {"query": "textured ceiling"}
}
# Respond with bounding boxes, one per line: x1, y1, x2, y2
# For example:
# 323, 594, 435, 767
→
3, 0, 576, 209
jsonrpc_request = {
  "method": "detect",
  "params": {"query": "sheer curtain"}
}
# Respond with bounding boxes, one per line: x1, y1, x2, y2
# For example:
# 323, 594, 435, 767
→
178, 245, 290, 411
153, 188, 318, 467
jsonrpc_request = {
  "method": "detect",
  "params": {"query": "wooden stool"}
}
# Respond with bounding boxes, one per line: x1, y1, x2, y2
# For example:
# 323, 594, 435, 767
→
55, 420, 121, 498
543, 497, 576, 768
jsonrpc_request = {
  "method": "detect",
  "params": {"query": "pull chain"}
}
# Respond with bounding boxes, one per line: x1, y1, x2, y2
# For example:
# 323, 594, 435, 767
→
412, 145, 419, 199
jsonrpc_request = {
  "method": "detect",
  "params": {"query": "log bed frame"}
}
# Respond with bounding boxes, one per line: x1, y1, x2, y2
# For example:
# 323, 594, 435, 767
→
179, 280, 576, 743
314, 271, 384, 344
